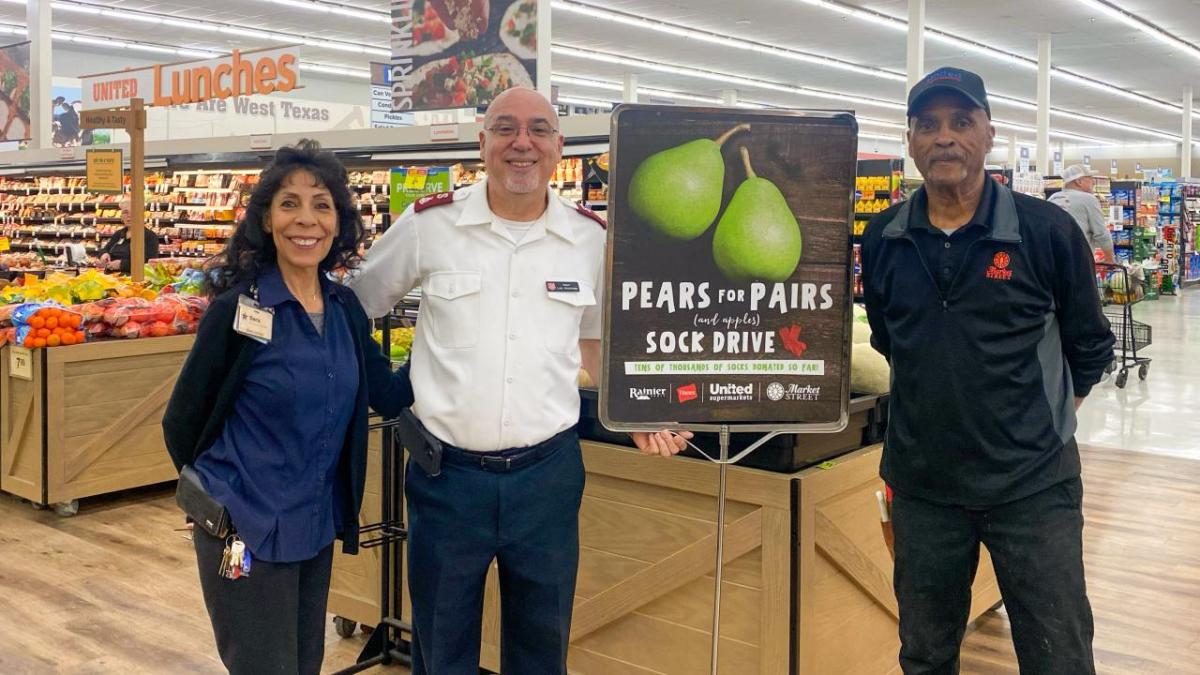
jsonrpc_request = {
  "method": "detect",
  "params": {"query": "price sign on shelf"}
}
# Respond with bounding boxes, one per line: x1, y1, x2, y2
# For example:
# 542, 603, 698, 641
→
10, 347, 32, 381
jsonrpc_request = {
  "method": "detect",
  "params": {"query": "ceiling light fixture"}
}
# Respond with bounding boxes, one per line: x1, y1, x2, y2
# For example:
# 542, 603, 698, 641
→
46, 0, 390, 57
788, 0, 1188, 116
551, 48, 1117, 145
1075, 0, 1200, 64
552, 44, 906, 112
553, 0, 905, 82
552, 0, 1177, 139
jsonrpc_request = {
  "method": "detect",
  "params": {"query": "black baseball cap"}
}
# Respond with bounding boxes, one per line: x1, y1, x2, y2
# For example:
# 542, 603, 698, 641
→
907, 67, 991, 119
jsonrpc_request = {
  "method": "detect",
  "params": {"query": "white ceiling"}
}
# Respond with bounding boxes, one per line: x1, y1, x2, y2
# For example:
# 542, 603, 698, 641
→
0, 0, 1197, 148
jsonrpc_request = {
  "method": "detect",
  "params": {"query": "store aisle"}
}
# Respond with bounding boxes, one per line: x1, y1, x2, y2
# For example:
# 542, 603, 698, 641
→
1076, 288, 1200, 460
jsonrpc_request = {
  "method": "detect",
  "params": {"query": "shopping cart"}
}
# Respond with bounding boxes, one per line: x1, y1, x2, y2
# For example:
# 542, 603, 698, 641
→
1096, 262, 1152, 388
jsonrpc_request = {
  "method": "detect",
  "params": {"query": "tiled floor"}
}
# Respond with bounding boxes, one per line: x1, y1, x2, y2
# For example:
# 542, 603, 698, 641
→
1076, 287, 1200, 459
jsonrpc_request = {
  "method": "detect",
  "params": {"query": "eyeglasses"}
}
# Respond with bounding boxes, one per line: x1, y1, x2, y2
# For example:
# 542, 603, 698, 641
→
486, 123, 559, 139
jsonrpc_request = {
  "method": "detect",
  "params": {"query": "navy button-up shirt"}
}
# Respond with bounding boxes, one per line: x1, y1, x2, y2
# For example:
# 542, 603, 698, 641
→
194, 265, 359, 563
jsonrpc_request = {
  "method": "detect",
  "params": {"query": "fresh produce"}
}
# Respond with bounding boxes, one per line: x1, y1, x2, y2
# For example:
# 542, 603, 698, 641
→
628, 123, 749, 241
6, 303, 86, 349
712, 147, 802, 282
372, 326, 414, 362
849, 303, 890, 394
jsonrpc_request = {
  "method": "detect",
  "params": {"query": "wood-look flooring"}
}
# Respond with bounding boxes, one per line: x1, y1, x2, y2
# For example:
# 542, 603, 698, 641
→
1, 444, 1196, 674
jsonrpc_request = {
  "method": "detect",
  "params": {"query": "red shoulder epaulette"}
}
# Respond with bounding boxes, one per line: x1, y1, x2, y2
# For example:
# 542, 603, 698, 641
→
414, 192, 455, 212
575, 203, 607, 229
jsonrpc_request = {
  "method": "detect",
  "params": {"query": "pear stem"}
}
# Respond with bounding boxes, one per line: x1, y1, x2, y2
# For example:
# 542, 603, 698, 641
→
715, 122, 751, 148
740, 146, 756, 180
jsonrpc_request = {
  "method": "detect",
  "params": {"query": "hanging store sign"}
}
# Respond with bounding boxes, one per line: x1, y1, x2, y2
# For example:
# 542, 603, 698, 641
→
80, 46, 300, 110
86, 148, 124, 194
601, 106, 856, 432
1019, 146, 1030, 173
1111, 159, 1118, 175
389, 0, 538, 113
1053, 150, 1063, 175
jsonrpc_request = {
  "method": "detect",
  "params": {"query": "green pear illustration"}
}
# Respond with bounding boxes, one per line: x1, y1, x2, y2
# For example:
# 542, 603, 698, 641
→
712, 147, 802, 282
628, 122, 750, 240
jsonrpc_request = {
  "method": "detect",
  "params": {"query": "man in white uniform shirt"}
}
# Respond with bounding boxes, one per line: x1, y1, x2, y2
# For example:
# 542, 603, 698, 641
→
351, 87, 689, 674
1048, 164, 1115, 263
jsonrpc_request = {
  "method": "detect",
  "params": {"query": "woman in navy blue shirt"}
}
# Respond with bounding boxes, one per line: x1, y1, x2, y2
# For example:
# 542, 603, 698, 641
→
163, 140, 413, 674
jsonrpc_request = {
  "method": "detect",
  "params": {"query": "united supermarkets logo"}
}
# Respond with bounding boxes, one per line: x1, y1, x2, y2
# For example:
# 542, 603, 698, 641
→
708, 382, 754, 403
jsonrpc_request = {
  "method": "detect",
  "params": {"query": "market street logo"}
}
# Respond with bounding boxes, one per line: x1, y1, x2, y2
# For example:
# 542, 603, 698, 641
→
782, 384, 822, 401
630, 386, 669, 401
676, 383, 698, 403
766, 382, 786, 401
708, 383, 754, 403
986, 251, 1013, 281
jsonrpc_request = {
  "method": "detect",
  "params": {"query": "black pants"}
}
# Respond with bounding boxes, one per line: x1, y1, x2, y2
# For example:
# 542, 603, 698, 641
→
406, 431, 585, 675
892, 477, 1095, 675
193, 527, 334, 675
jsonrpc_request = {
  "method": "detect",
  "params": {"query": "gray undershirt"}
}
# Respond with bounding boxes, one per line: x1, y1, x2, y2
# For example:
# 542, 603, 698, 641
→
308, 312, 325, 337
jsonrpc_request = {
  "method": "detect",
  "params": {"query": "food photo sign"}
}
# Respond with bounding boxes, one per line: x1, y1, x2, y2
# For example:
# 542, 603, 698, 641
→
600, 106, 858, 432
390, 0, 537, 112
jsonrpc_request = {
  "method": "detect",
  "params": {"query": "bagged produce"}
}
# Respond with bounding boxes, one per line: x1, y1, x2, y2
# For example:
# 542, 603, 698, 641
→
852, 304, 872, 345
12, 303, 86, 348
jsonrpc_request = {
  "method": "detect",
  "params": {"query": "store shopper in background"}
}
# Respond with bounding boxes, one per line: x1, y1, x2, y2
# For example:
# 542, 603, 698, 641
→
1049, 164, 1116, 263
162, 140, 414, 675
98, 197, 160, 273
351, 87, 690, 674
861, 68, 1115, 675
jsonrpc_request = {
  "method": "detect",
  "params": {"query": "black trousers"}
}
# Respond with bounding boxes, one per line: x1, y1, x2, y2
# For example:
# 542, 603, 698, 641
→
406, 431, 585, 675
193, 527, 334, 675
891, 477, 1096, 675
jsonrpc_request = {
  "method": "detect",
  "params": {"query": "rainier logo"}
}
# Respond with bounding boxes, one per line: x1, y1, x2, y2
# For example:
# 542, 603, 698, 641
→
676, 384, 698, 403
986, 250, 1014, 280
629, 386, 669, 401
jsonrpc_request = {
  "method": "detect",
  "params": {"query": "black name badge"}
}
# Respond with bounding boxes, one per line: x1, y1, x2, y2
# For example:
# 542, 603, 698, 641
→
546, 281, 580, 292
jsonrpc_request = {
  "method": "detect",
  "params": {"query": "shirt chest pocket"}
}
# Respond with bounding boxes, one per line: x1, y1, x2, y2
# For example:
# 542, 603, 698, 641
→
542, 282, 596, 354
423, 271, 482, 350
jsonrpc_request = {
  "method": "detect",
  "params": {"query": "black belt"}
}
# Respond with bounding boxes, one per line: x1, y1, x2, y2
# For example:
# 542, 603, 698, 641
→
441, 429, 576, 473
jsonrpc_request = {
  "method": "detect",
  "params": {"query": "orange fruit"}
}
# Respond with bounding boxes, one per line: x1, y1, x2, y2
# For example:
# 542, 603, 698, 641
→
32, 338, 46, 348
67, 314, 81, 328
46, 335, 61, 347
28, 316, 44, 329
22, 335, 35, 348
75, 331, 86, 343
36, 328, 50, 338
45, 317, 58, 330
60, 333, 76, 346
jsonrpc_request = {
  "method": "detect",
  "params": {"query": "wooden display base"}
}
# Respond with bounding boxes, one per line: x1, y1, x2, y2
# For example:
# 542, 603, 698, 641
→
328, 439, 1001, 673
0, 336, 193, 506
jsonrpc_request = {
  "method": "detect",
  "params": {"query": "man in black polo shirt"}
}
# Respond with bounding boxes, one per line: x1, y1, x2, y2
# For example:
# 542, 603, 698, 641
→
862, 68, 1114, 675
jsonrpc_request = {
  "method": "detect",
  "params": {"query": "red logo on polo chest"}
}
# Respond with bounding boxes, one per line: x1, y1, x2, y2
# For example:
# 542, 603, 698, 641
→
986, 251, 1013, 280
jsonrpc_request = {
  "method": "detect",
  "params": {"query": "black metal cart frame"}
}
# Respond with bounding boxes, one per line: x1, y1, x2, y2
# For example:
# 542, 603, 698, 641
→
1096, 262, 1152, 389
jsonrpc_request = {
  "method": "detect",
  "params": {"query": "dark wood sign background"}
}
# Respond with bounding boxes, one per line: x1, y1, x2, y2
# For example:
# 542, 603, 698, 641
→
601, 106, 858, 429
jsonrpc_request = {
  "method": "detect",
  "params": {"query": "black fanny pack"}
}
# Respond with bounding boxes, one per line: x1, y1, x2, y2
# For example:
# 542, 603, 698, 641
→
175, 465, 232, 538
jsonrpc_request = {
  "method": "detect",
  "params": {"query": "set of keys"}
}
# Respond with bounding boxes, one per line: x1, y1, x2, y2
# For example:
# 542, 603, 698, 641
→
219, 535, 252, 580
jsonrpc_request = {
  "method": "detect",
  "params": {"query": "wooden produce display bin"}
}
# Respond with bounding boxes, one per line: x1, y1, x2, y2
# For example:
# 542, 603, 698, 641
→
0, 335, 194, 508
327, 440, 1002, 674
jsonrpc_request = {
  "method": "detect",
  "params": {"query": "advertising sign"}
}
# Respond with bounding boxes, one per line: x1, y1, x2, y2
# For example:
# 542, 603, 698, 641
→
81, 46, 299, 110
601, 106, 857, 432
0, 41, 30, 142
390, 0, 537, 112
369, 61, 415, 128
86, 149, 124, 194
390, 166, 452, 216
